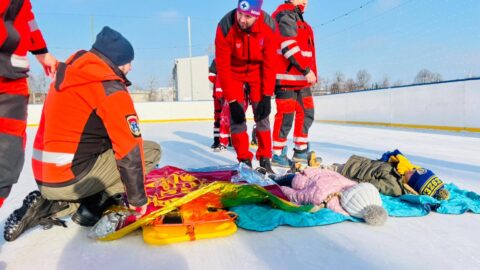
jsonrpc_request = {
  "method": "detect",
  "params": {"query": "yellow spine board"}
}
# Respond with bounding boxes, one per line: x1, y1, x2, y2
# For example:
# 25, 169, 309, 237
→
142, 220, 238, 245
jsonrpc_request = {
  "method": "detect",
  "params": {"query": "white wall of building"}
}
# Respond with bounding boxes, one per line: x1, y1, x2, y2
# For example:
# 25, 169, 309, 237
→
314, 79, 480, 130
174, 55, 210, 101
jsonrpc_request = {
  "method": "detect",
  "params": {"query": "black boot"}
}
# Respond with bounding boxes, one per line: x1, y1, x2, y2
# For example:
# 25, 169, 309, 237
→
72, 192, 124, 227
4, 191, 68, 242
211, 137, 220, 149
239, 159, 252, 168
259, 158, 275, 174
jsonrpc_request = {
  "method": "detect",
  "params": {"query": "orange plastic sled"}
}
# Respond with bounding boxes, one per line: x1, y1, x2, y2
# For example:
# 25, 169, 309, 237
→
142, 217, 237, 245
142, 193, 238, 245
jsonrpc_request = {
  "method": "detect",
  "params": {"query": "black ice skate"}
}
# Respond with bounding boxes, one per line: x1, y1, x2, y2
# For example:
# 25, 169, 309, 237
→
4, 191, 68, 242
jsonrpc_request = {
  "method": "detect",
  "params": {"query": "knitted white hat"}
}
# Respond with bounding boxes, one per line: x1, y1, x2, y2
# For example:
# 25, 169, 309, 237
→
341, 183, 387, 226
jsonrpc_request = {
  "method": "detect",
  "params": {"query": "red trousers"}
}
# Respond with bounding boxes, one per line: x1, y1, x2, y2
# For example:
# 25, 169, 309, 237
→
0, 78, 28, 199
213, 95, 222, 142
272, 87, 314, 155
213, 96, 231, 146
230, 81, 272, 161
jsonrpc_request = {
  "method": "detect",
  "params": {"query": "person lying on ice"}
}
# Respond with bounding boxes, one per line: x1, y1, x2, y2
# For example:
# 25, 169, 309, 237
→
319, 150, 450, 201
273, 168, 388, 225
4, 26, 161, 242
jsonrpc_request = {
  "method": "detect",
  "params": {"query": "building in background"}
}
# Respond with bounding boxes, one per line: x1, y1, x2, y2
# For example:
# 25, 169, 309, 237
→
172, 55, 210, 101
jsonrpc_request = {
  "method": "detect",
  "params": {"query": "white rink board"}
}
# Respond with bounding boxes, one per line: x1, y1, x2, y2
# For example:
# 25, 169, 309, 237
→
314, 79, 480, 129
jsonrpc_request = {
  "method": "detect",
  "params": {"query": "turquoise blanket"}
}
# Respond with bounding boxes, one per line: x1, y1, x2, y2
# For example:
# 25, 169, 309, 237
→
231, 184, 480, 232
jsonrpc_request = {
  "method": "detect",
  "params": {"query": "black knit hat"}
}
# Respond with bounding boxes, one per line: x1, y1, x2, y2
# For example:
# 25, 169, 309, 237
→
92, 26, 134, 66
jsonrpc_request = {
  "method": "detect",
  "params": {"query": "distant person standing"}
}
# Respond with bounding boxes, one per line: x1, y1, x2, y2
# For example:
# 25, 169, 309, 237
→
0, 0, 57, 208
208, 59, 231, 152
271, 0, 317, 167
215, 0, 277, 173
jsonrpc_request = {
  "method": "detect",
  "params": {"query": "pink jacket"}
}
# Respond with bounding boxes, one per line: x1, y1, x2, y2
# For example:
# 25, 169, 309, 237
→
280, 168, 357, 215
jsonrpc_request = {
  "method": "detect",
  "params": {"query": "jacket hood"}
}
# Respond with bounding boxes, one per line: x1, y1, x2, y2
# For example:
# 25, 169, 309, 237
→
54, 49, 131, 91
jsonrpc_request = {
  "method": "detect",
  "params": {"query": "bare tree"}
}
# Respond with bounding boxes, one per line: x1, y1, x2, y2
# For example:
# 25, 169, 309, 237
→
356, 69, 371, 90
321, 77, 331, 94
345, 78, 357, 92
330, 72, 345, 94
380, 75, 390, 88
414, 69, 443, 84
311, 75, 323, 96
146, 76, 159, 101
431, 72, 442, 83
27, 72, 49, 104
393, 80, 403, 87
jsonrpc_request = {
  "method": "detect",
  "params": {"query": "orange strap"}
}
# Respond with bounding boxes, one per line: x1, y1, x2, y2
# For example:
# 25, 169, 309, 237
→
186, 225, 195, 241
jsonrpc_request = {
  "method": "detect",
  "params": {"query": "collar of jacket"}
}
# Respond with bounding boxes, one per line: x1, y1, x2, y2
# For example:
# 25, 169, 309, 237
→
90, 48, 132, 87
279, 2, 305, 19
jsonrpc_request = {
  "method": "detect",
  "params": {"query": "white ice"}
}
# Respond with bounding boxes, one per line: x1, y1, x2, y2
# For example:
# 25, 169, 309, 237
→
1, 122, 479, 270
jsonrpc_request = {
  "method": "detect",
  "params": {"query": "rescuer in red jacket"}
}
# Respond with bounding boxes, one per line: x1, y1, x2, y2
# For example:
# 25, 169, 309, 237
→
215, 0, 277, 173
0, 0, 57, 208
209, 59, 231, 152
271, 0, 317, 167
4, 27, 161, 242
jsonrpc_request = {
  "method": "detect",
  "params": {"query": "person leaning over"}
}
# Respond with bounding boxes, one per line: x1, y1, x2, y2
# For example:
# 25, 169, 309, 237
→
215, 0, 277, 173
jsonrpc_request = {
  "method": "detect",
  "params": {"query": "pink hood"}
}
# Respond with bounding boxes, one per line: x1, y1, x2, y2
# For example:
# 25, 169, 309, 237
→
280, 168, 357, 215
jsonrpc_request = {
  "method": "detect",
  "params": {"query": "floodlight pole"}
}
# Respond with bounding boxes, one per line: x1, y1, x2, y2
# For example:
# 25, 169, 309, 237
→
188, 16, 194, 101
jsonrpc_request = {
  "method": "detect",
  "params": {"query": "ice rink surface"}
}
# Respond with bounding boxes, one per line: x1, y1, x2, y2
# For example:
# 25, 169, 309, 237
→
1, 122, 479, 270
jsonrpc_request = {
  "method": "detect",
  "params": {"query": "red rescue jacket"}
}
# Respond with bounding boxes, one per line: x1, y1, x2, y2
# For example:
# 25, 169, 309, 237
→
272, 3, 317, 88
0, 0, 47, 86
32, 50, 148, 206
215, 9, 276, 102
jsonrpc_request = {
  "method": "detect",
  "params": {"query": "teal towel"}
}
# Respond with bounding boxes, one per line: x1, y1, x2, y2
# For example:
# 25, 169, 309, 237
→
232, 183, 480, 232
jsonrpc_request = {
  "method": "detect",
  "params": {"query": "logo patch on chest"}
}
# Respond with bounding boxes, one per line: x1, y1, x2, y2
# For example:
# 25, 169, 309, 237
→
126, 114, 141, 137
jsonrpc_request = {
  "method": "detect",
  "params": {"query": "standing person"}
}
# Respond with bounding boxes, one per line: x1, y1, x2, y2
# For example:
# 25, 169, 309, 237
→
208, 59, 230, 152
215, 0, 277, 173
0, 0, 57, 208
271, 0, 317, 167
4, 27, 161, 242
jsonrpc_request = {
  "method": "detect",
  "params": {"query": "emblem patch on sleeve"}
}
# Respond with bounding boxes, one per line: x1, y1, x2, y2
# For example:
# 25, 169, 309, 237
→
126, 115, 141, 137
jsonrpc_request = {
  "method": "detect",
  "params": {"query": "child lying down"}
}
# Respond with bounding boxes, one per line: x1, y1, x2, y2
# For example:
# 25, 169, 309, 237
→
322, 150, 450, 200
272, 168, 388, 226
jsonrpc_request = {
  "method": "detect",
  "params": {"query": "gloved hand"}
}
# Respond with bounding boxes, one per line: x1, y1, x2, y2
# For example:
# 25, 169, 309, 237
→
255, 95, 271, 121
229, 101, 246, 124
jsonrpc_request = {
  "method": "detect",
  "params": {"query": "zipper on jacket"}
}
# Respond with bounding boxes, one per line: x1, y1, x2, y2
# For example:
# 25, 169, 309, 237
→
245, 34, 251, 77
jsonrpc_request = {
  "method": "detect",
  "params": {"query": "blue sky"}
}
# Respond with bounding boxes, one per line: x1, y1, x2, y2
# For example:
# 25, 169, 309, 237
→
30, 0, 480, 88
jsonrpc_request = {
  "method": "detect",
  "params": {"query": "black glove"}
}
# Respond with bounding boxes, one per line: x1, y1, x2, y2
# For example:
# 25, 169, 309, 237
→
255, 96, 271, 121
229, 101, 246, 124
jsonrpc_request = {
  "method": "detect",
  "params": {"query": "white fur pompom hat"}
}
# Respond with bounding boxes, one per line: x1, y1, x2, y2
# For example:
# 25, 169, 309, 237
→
341, 183, 388, 226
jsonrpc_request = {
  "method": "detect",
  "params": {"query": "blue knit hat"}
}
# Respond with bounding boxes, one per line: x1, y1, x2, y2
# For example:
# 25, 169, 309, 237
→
92, 26, 134, 66
238, 0, 263, 17
407, 168, 449, 200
